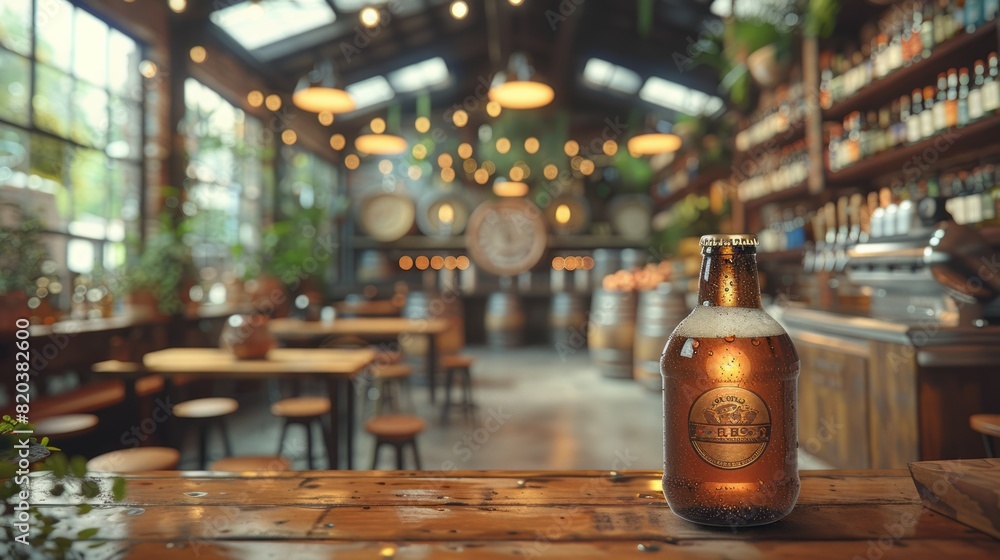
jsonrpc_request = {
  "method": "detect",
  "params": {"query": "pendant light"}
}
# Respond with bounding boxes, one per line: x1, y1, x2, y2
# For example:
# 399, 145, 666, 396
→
292, 59, 355, 114
354, 106, 408, 156
626, 119, 682, 156
492, 177, 529, 197
488, 52, 555, 110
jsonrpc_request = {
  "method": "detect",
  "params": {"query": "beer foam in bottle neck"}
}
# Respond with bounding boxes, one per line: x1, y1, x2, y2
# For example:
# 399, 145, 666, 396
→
673, 306, 785, 339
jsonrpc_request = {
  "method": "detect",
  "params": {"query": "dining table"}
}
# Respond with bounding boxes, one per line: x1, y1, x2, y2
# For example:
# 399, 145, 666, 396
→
29, 469, 1000, 558
95, 347, 375, 469
268, 317, 452, 403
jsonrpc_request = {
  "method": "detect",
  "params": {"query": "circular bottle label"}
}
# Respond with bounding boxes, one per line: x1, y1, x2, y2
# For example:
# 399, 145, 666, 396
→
688, 386, 771, 469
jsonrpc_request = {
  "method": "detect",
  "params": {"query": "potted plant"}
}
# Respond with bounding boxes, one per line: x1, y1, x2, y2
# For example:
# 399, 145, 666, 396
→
1, 415, 126, 557
123, 213, 196, 321
0, 212, 51, 330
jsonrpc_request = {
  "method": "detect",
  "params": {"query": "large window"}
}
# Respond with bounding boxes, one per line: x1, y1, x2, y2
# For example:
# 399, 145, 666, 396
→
0, 0, 143, 282
183, 79, 271, 285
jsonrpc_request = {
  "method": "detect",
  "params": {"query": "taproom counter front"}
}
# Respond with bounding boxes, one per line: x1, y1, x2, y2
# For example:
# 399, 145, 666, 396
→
773, 306, 1000, 470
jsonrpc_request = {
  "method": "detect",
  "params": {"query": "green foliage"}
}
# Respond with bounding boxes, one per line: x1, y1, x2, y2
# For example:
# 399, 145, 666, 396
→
0, 215, 51, 295
651, 195, 730, 255
242, 206, 331, 292
804, 0, 840, 39
124, 211, 195, 315
1, 415, 126, 558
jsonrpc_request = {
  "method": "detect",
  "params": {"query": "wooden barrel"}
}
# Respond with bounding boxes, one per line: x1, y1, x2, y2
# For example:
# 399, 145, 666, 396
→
591, 249, 620, 289
587, 289, 636, 379
549, 292, 587, 350
356, 250, 390, 283
633, 283, 687, 391
484, 292, 525, 349
398, 291, 464, 356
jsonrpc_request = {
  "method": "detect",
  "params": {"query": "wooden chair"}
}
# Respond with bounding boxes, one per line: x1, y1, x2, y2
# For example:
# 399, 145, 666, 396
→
209, 456, 292, 473
970, 414, 1000, 457
87, 447, 180, 473
439, 354, 476, 425
172, 397, 239, 470
271, 397, 331, 470
365, 415, 425, 470
369, 363, 415, 415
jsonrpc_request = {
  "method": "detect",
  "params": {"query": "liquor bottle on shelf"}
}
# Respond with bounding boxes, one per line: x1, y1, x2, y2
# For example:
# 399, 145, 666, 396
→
922, 85, 936, 138
953, 0, 967, 35
970, 60, 986, 120
922, 1, 936, 57
967, 0, 983, 32
984, 53, 1000, 113
934, 72, 949, 132
908, 88, 924, 143
946, 68, 959, 128
958, 67, 971, 126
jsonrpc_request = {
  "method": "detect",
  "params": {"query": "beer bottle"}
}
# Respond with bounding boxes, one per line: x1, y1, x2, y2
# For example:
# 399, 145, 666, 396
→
660, 234, 799, 526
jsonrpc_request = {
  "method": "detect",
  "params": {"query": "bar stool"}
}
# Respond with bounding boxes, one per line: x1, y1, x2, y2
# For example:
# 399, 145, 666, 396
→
271, 397, 331, 469
970, 414, 1000, 457
209, 456, 292, 473
439, 355, 476, 425
365, 415, 425, 469
87, 447, 180, 473
172, 397, 239, 470
34, 414, 100, 441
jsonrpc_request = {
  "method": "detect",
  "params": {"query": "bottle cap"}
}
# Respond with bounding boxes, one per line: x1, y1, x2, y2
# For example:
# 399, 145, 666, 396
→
699, 234, 759, 247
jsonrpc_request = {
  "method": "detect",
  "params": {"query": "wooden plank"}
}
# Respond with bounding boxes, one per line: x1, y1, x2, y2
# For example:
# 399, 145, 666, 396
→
868, 341, 920, 469
34, 503, 982, 542
110, 539, 1000, 560
32, 474, 921, 507
909, 458, 1000, 538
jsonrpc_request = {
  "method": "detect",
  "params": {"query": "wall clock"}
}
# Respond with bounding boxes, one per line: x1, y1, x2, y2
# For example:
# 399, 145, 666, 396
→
466, 199, 548, 276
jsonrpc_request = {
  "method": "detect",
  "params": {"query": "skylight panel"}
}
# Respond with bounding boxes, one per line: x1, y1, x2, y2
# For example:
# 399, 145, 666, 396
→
388, 57, 450, 93
210, 0, 336, 52
639, 76, 724, 117
346, 75, 395, 109
583, 58, 642, 94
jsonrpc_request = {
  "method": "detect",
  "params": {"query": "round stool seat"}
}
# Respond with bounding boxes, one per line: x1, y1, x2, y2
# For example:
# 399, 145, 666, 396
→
210, 455, 291, 473
441, 354, 475, 368
365, 415, 425, 440
87, 447, 180, 473
970, 414, 1000, 438
173, 397, 239, 419
34, 414, 99, 439
376, 350, 403, 365
270, 397, 331, 418
374, 364, 412, 379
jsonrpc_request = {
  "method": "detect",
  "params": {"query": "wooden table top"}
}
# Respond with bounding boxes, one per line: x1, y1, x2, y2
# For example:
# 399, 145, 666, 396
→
34, 470, 998, 558
139, 347, 376, 379
269, 317, 451, 339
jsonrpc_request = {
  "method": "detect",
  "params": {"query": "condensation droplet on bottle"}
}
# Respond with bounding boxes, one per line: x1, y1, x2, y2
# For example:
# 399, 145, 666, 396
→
751, 338, 760, 346
724, 335, 735, 343
707, 350, 714, 356
691, 340, 700, 348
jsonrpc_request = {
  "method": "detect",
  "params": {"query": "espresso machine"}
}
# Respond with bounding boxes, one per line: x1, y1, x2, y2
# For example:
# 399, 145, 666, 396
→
845, 197, 1000, 327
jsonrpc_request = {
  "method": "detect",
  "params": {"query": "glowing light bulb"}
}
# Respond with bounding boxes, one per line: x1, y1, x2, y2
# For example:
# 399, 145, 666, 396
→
555, 204, 571, 224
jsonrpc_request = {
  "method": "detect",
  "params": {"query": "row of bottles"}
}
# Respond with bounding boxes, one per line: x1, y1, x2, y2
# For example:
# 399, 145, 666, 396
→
756, 206, 808, 253
736, 140, 809, 201
827, 52, 1000, 171
879, 160, 1000, 225
735, 76, 806, 151
820, 0, 999, 108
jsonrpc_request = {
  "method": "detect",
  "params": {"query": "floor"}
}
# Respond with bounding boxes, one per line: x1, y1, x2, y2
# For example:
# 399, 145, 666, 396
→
191, 346, 832, 472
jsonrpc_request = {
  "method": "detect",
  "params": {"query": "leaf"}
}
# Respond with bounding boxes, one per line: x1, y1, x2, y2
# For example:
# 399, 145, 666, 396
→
49, 483, 65, 496
70, 456, 87, 478
52, 537, 72, 549
40, 437, 49, 447
45, 454, 69, 478
77, 528, 99, 539
81, 479, 100, 499
111, 477, 127, 501
77, 503, 93, 514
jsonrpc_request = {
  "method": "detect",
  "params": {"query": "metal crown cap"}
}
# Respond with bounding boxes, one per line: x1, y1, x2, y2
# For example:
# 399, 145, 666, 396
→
699, 234, 759, 247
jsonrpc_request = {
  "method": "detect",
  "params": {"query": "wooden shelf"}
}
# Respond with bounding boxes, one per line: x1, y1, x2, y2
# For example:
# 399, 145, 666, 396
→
825, 113, 1000, 185
740, 181, 810, 207
824, 21, 999, 120
738, 118, 806, 154
352, 235, 649, 251
651, 167, 729, 209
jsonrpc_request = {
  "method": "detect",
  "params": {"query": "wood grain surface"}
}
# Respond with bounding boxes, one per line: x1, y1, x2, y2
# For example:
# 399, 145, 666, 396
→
25, 470, 998, 559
